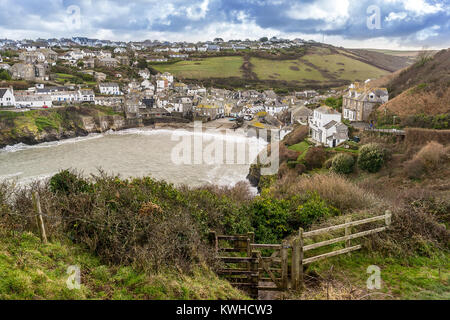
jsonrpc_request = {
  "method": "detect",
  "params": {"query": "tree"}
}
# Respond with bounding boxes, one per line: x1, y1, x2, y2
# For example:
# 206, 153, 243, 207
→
137, 58, 148, 70
0, 69, 11, 81
259, 37, 268, 42
358, 143, 385, 173
331, 153, 355, 174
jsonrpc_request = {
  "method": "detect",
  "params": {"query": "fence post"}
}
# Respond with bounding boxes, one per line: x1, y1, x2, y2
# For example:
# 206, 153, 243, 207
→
345, 217, 351, 249
32, 192, 47, 244
208, 231, 218, 253
248, 232, 255, 244
291, 237, 300, 291
250, 251, 259, 299
299, 228, 304, 290
246, 237, 252, 271
281, 240, 288, 290
385, 210, 392, 228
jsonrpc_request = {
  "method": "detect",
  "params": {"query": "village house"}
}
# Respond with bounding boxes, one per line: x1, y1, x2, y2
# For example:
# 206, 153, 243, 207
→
147, 56, 168, 63
116, 56, 130, 66
95, 96, 124, 110
264, 100, 289, 116
138, 69, 151, 80
96, 57, 119, 68
140, 79, 155, 91
308, 106, 348, 148
84, 58, 96, 69
291, 105, 313, 125
50, 91, 79, 104
14, 92, 53, 108
10, 63, 34, 80
94, 72, 107, 82
78, 89, 95, 103
343, 82, 389, 122
114, 47, 127, 54
0, 87, 15, 107
99, 83, 122, 95
19, 51, 46, 64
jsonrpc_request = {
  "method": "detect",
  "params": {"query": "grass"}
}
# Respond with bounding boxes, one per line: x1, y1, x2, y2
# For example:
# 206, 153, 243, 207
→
301, 53, 389, 81
251, 58, 324, 82
307, 250, 449, 300
288, 141, 311, 161
152, 56, 244, 79
0, 230, 248, 300
152, 51, 388, 85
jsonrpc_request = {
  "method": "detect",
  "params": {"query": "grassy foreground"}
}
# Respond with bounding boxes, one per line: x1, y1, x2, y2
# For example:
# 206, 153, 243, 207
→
0, 230, 247, 300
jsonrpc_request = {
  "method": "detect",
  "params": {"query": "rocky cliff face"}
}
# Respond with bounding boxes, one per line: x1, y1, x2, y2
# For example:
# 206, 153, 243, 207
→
0, 106, 141, 149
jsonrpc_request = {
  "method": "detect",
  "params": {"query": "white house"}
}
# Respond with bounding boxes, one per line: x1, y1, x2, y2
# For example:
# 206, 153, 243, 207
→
99, 83, 122, 95
0, 88, 15, 107
138, 69, 151, 80
15, 94, 53, 108
51, 91, 79, 103
265, 103, 289, 116
78, 89, 95, 103
141, 80, 155, 91
309, 106, 348, 148
114, 47, 127, 54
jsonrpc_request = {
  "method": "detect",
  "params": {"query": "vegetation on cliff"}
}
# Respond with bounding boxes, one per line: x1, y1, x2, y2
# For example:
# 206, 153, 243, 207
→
0, 105, 124, 148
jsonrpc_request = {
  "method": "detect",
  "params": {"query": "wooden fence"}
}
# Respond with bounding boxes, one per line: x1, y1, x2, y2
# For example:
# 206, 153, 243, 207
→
211, 211, 392, 296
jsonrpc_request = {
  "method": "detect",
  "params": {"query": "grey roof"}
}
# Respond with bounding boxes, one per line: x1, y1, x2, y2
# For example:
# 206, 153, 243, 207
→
315, 106, 340, 115
0, 88, 8, 98
323, 120, 337, 129
292, 106, 312, 117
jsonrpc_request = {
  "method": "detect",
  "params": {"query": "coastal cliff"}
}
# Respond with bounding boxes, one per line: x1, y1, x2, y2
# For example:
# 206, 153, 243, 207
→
0, 106, 141, 148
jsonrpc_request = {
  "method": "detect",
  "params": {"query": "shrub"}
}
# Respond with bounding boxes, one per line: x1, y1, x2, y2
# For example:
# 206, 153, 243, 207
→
413, 141, 447, 169
279, 144, 300, 163
331, 153, 355, 174
293, 192, 337, 228
404, 158, 425, 179
249, 197, 291, 243
358, 143, 385, 173
323, 158, 333, 169
271, 173, 381, 212
304, 147, 327, 170
49, 170, 91, 195
284, 125, 309, 146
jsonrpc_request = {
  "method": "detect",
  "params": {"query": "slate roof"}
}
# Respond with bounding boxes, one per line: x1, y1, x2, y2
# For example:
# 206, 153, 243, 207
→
0, 88, 8, 98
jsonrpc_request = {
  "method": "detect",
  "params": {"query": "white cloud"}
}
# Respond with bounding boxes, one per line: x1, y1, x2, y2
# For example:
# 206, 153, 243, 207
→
385, 11, 408, 21
416, 25, 440, 40
185, 0, 210, 20
286, 0, 350, 29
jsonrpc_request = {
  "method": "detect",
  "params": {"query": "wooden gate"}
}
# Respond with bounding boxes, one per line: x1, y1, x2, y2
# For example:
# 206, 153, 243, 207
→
211, 211, 392, 297
209, 232, 260, 298
209, 232, 289, 297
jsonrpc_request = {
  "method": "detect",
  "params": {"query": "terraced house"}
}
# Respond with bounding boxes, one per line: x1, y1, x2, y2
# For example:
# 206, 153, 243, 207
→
343, 82, 389, 122
309, 106, 348, 148
0, 87, 15, 107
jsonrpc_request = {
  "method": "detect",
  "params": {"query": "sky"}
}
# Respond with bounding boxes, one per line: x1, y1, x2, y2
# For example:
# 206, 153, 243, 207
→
0, 0, 449, 49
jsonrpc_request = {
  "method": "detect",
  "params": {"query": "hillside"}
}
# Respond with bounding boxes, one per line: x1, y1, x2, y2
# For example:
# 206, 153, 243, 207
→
0, 229, 247, 300
0, 106, 133, 148
151, 45, 412, 91
378, 48, 450, 117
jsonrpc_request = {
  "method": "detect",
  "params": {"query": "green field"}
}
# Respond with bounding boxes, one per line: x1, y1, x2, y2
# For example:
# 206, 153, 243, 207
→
152, 56, 244, 79
251, 58, 324, 82
151, 49, 391, 87
301, 53, 389, 81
